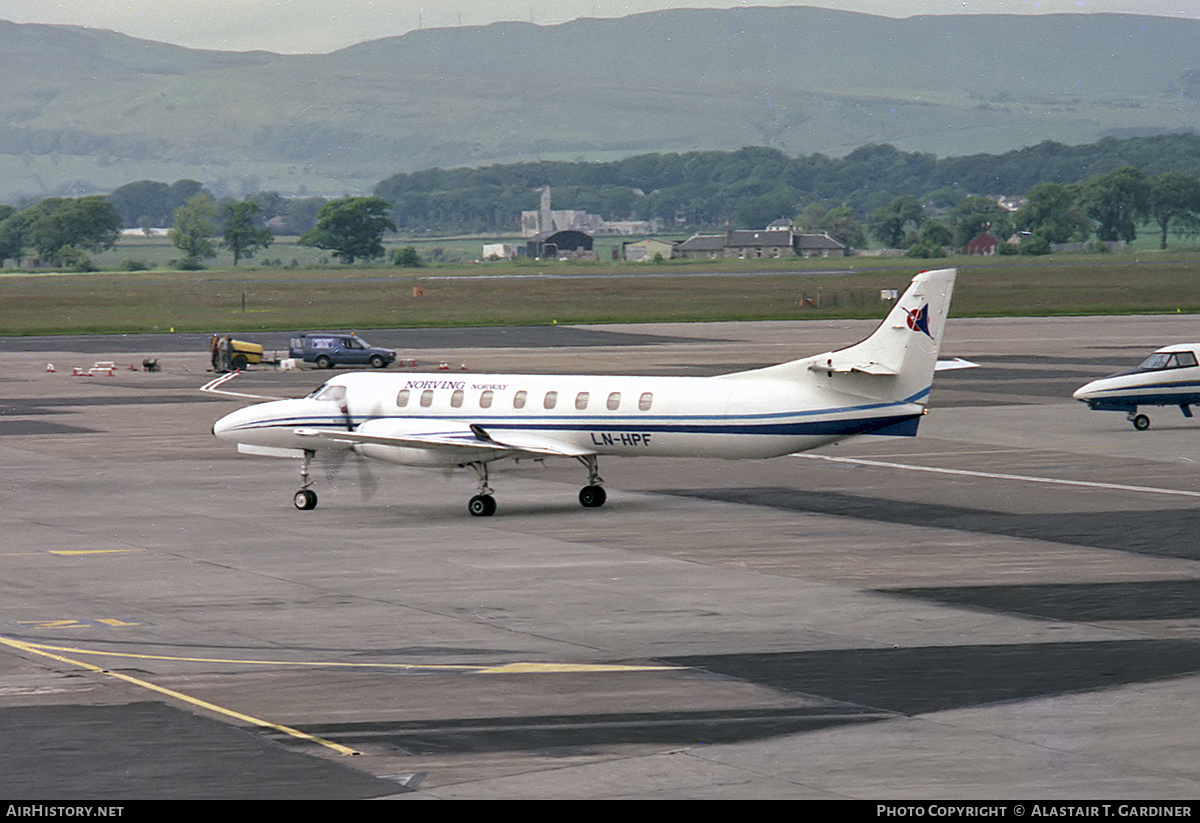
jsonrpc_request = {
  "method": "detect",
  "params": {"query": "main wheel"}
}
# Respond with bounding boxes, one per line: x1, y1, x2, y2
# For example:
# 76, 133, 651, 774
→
294, 489, 318, 510
315, 355, 332, 369
579, 485, 607, 508
468, 494, 497, 517
1132, 414, 1150, 431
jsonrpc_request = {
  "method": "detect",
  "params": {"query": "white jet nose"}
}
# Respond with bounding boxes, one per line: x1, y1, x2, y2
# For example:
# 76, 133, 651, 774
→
212, 407, 246, 441
212, 404, 275, 442
1072, 381, 1099, 402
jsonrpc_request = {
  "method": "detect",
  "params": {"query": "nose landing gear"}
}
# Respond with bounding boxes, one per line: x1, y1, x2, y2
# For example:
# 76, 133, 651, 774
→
294, 450, 319, 510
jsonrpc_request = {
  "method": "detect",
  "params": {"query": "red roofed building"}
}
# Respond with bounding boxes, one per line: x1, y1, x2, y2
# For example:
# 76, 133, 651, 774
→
963, 231, 1000, 256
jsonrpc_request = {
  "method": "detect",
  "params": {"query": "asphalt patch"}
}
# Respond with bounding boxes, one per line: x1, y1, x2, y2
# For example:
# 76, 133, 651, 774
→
666, 639, 1200, 716
665, 487, 1200, 560
881, 579, 1200, 622
0, 701, 404, 800
279, 705, 885, 756
0, 420, 97, 436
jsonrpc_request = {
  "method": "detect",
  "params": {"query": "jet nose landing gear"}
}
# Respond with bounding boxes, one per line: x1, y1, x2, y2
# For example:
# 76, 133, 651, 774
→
294, 450, 319, 510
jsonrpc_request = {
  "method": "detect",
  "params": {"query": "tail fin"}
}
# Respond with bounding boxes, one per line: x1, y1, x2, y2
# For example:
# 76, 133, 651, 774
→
741, 268, 956, 405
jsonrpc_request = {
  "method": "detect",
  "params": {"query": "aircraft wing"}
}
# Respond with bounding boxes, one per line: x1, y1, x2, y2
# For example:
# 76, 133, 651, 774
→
468, 426, 595, 457
296, 421, 595, 459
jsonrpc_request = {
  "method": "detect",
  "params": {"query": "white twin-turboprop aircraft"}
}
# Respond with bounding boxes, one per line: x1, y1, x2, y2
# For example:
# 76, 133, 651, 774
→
210, 267, 956, 516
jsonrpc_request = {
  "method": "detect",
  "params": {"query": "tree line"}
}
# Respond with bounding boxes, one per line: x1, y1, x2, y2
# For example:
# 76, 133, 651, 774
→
3, 133, 1200, 268
855, 166, 1200, 258
0, 191, 402, 270
370, 134, 1200, 236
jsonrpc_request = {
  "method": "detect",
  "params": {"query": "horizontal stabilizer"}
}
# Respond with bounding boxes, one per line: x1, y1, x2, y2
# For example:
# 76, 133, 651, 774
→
935, 357, 979, 371
808, 359, 898, 376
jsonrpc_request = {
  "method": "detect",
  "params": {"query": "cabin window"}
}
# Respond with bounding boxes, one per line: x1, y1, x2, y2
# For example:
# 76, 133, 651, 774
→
544, 391, 558, 410
480, 390, 494, 409
396, 389, 410, 407
639, 392, 653, 411
513, 390, 527, 409
450, 389, 464, 408
420, 390, 434, 408
575, 391, 589, 410
607, 392, 621, 411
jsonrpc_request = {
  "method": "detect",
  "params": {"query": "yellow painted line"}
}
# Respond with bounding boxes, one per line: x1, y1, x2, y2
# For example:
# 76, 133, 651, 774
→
6, 640, 681, 675
49, 549, 141, 556
16, 620, 91, 631
15, 641, 477, 671
15, 619, 142, 630
0, 635, 361, 757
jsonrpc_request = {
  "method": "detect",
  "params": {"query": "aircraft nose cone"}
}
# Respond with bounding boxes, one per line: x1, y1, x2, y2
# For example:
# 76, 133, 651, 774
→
1072, 381, 1097, 402
212, 407, 249, 441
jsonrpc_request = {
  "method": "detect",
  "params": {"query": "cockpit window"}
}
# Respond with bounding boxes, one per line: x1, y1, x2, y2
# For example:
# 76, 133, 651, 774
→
310, 384, 347, 403
1137, 352, 1197, 371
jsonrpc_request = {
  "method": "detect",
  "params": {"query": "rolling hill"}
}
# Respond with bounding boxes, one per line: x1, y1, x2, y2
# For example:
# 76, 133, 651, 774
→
2, 7, 1198, 203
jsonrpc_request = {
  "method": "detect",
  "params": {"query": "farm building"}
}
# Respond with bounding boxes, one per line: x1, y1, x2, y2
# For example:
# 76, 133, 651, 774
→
525, 230, 594, 259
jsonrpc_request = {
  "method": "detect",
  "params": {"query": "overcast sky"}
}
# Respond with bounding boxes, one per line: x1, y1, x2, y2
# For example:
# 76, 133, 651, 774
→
3, 1, 1197, 53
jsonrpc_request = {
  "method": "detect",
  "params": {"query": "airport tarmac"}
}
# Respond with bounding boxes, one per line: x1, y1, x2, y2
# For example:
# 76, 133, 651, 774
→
2, 314, 1200, 799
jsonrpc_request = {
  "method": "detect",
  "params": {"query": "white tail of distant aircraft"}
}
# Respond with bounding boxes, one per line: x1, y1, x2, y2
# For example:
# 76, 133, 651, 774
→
210, 267, 956, 516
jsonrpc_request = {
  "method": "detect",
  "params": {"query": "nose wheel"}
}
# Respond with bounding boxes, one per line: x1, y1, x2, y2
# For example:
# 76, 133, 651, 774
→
1129, 413, 1150, 431
293, 450, 319, 510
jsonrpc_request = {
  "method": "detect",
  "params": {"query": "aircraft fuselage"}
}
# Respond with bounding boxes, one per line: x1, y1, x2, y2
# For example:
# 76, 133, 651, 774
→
214, 370, 927, 466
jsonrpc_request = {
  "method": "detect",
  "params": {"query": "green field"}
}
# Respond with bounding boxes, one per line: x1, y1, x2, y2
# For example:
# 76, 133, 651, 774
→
4, 248, 1200, 336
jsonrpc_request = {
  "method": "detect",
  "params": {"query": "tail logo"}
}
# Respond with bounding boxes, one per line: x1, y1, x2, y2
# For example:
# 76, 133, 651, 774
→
904, 304, 933, 338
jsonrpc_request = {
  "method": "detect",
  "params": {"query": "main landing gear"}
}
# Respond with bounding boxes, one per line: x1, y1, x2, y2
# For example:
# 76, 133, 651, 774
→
577, 455, 606, 508
463, 455, 608, 517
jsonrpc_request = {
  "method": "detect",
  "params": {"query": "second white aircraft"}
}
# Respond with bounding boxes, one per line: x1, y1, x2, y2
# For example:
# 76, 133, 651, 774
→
211, 267, 957, 516
1073, 343, 1200, 430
